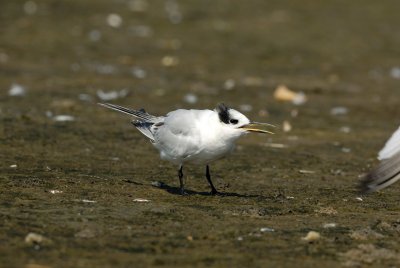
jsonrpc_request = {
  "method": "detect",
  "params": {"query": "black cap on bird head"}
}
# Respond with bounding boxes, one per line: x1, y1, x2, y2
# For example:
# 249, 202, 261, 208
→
216, 103, 230, 124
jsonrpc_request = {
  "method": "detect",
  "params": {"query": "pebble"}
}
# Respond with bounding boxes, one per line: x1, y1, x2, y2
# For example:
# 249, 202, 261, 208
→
299, 170, 315, 174
323, 223, 337, 228
131, 66, 147, 79
183, 93, 198, 104
53, 115, 75, 122
8, 83, 26, 97
151, 181, 165, 188
81, 199, 96, 203
133, 198, 151, 202
264, 143, 288, 149
330, 106, 348, 116
341, 147, 351, 153
78, 94, 93, 102
302, 231, 321, 242
23, 1, 37, 15
339, 126, 351, 133
390, 67, 400, 79
96, 89, 129, 101
260, 227, 275, 232
165, 0, 182, 24
223, 79, 236, 90
49, 190, 63, 194
107, 13, 122, 28
283, 120, 292, 132
10, 164, 17, 168
161, 56, 179, 67
273, 85, 307, 105
25, 232, 52, 246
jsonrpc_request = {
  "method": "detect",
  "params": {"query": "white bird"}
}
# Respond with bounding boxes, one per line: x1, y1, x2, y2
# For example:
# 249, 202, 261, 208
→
99, 103, 274, 195
360, 125, 400, 193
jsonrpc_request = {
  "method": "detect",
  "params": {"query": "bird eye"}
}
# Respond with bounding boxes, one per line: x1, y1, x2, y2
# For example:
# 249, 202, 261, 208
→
229, 119, 239, 124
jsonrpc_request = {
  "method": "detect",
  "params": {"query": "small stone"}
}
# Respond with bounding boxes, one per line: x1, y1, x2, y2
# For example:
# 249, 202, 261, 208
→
302, 231, 320, 242
342, 147, 351, 153
78, 94, 93, 102
131, 66, 147, 79
8, 83, 26, 97
81, 199, 96, 203
133, 198, 151, 202
23, 1, 38, 15
223, 79, 236, 90
264, 143, 288, 149
53, 115, 75, 122
283, 120, 292, 132
330, 107, 348, 116
260, 227, 275, 232
273, 85, 307, 105
151, 181, 165, 188
10, 164, 17, 168
186, 235, 193, 241
323, 223, 337, 228
339, 126, 351, 133
49, 190, 63, 194
355, 197, 363, 202
25, 233, 52, 246
96, 89, 129, 101
183, 93, 198, 104
161, 56, 179, 67
299, 170, 315, 174
390, 67, 400, 79
107, 13, 122, 28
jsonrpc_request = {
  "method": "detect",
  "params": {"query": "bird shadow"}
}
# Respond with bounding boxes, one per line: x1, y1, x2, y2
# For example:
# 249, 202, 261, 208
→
152, 181, 262, 198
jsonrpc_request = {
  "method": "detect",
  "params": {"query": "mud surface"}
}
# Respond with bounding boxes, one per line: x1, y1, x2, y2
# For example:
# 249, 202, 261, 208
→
1, 1, 400, 267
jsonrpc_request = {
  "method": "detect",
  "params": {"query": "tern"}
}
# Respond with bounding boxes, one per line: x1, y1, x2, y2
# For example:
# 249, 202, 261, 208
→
360, 125, 400, 193
99, 103, 275, 195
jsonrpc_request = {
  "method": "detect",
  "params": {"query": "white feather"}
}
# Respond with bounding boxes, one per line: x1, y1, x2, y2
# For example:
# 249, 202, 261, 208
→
378, 126, 400, 160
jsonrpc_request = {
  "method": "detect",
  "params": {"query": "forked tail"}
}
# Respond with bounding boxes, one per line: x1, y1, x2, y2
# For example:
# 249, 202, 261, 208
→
98, 103, 159, 123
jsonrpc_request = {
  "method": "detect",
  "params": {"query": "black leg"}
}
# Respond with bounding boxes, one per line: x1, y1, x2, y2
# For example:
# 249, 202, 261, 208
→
206, 165, 219, 195
178, 165, 186, 195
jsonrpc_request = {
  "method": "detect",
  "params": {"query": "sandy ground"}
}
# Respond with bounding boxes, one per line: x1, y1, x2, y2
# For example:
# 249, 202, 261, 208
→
1, 0, 400, 267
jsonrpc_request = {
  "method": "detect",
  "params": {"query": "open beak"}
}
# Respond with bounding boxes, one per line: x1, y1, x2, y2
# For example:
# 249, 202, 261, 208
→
240, 122, 275, 134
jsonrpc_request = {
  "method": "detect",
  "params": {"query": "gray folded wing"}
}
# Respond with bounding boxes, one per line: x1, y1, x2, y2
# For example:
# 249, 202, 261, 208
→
360, 151, 400, 193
